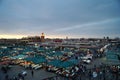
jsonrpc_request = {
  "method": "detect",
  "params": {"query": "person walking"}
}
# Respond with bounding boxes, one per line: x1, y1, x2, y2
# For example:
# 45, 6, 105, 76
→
31, 70, 34, 77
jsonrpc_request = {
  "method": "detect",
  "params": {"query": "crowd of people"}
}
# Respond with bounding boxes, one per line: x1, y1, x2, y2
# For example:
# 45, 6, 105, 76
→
43, 64, 120, 80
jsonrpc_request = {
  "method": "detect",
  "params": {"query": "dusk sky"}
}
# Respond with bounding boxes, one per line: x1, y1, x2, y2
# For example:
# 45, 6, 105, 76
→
0, 0, 120, 38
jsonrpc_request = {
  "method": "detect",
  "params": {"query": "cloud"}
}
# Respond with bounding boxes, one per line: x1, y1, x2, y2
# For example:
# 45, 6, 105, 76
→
0, 0, 120, 38
55, 18, 120, 32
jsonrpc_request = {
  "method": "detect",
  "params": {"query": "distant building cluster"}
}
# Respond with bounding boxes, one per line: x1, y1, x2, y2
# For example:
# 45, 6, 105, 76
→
0, 33, 45, 45
0, 33, 120, 49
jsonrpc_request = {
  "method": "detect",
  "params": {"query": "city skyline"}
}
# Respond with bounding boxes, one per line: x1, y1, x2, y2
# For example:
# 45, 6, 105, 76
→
0, 0, 120, 38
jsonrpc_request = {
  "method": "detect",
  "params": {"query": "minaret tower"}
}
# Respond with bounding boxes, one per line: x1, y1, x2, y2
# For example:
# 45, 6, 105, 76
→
41, 33, 45, 42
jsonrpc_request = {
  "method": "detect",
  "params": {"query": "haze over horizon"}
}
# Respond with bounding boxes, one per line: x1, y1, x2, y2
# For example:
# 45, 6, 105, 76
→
0, 0, 120, 38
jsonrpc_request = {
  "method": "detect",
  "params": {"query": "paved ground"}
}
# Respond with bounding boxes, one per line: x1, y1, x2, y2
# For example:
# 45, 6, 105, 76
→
0, 65, 56, 80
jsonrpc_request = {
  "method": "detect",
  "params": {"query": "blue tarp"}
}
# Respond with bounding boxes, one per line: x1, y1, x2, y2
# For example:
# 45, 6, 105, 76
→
60, 61, 74, 68
11, 55, 27, 59
48, 60, 75, 68
54, 51, 63, 56
25, 56, 46, 64
48, 60, 61, 67
67, 59, 79, 65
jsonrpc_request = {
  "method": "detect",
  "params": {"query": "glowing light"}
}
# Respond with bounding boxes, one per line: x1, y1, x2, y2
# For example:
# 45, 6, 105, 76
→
0, 34, 27, 39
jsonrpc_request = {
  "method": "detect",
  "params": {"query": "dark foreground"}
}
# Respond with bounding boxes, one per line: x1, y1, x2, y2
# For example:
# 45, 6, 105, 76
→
0, 58, 120, 80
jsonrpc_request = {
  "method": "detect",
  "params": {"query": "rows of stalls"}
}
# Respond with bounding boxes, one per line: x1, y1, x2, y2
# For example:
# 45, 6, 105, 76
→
0, 45, 105, 78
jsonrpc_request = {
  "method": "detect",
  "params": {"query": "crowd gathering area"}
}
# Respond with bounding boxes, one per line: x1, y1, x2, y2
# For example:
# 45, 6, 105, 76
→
0, 43, 120, 80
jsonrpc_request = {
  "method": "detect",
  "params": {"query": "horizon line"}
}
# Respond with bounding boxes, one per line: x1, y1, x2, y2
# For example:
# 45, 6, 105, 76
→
0, 35, 119, 39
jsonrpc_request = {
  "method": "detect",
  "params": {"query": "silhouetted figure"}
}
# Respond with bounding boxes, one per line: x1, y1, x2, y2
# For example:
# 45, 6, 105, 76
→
103, 69, 106, 80
115, 71, 119, 80
1, 66, 7, 73
29, 64, 32, 70
5, 74, 9, 80
21, 75, 24, 80
88, 70, 92, 80
31, 70, 34, 77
